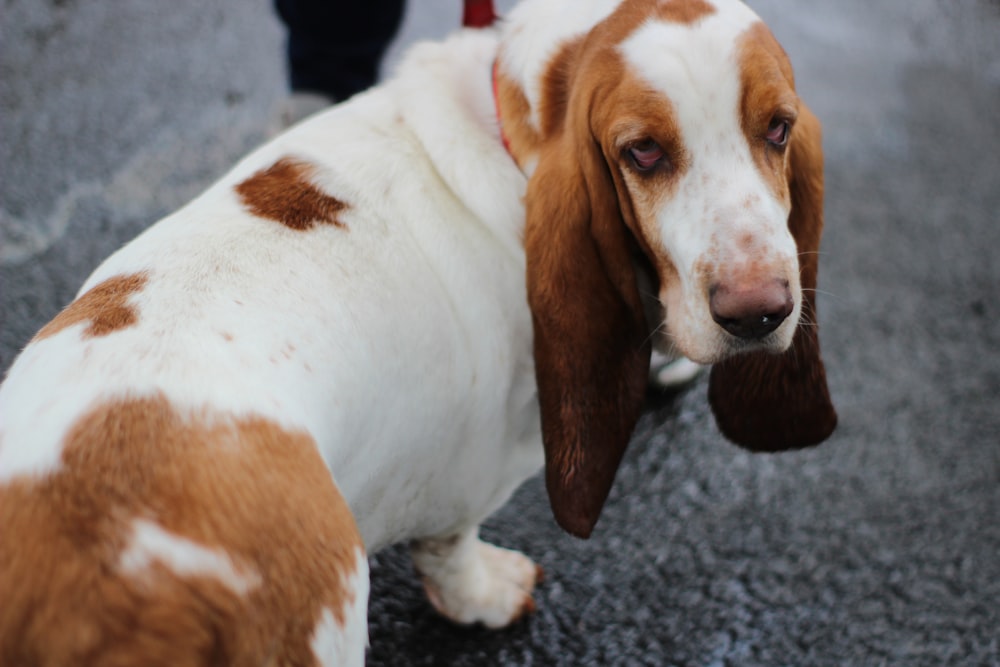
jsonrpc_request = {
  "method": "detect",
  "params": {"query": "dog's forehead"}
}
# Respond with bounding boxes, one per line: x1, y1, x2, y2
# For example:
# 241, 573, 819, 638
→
616, 2, 766, 127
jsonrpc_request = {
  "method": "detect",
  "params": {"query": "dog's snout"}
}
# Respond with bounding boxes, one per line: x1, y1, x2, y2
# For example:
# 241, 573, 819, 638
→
710, 279, 793, 340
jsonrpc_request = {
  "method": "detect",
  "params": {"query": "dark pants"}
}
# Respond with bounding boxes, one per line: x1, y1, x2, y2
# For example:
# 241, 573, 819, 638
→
274, 0, 406, 100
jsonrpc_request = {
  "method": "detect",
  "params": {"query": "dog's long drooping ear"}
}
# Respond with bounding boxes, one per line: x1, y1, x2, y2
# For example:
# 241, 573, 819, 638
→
708, 106, 837, 451
525, 123, 651, 540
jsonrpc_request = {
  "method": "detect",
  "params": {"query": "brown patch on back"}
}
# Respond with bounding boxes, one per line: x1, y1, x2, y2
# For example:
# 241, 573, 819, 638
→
34, 272, 149, 342
0, 395, 363, 666
235, 157, 348, 231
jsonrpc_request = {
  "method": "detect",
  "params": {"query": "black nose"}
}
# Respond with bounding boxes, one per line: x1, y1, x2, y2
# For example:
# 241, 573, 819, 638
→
710, 280, 794, 340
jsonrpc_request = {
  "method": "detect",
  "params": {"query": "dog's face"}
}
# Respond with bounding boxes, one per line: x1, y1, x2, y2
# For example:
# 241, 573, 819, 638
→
535, 0, 806, 365
498, 0, 836, 537
608, 14, 802, 363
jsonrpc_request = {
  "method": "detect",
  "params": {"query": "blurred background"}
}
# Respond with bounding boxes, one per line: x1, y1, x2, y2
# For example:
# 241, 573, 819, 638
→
2, 1, 999, 665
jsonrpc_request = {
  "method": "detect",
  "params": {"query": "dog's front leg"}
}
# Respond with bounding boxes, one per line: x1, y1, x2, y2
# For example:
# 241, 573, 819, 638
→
411, 526, 542, 628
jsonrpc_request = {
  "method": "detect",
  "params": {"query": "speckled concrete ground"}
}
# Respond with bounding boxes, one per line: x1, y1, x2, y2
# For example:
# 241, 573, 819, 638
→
2, 1, 998, 665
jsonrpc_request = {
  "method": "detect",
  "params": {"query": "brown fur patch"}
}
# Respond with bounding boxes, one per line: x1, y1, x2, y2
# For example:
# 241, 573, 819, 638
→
738, 22, 799, 204
496, 0, 713, 165
603, 0, 716, 40
495, 36, 584, 169
34, 272, 149, 342
536, 37, 584, 140
0, 395, 363, 666
495, 65, 542, 165
656, 0, 716, 24
235, 157, 348, 231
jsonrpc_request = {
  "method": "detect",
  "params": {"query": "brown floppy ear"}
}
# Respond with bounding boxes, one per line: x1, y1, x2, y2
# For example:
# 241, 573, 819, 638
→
525, 131, 651, 539
708, 105, 837, 450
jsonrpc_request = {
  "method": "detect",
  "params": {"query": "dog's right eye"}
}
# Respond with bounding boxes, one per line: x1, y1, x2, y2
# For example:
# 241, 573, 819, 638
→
765, 117, 791, 147
627, 140, 666, 172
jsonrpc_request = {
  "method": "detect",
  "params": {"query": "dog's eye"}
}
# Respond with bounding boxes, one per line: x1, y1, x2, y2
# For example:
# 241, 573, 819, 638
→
627, 140, 666, 171
766, 118, 790, 147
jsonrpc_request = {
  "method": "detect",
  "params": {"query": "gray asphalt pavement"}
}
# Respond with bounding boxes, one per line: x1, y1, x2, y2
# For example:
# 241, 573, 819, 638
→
2, 1, 999, 665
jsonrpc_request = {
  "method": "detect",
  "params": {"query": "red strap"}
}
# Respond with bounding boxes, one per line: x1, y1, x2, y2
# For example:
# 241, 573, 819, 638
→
463, 0, 498, 28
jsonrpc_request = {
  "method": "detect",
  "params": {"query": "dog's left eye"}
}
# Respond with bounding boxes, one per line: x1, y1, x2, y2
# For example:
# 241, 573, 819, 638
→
627, 140, 666, 171
766, 118, 790, 147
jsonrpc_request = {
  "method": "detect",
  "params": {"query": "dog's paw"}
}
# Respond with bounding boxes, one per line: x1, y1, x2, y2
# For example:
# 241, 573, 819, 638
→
412, 531, 542, 628
649, 351, 704, 390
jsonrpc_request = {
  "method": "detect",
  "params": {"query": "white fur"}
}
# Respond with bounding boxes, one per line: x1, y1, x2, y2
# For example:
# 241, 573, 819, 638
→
119, 519, 261, 595
412, 527, 541, 628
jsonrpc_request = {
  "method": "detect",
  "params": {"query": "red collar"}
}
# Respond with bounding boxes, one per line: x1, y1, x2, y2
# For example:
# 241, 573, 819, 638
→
462, 0, 498, 28
491, 59, 514, 158
464, 2, 512, 160
462, 0, 508, 162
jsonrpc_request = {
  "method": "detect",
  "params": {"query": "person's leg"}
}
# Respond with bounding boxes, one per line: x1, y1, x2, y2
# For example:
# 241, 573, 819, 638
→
274, 0, 406, 101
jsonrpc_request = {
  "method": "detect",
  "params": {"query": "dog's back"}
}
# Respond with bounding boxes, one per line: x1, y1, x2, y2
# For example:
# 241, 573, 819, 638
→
0, 27, 530, 666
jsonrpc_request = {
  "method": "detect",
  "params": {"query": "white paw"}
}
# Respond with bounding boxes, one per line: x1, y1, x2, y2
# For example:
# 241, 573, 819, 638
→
650, 351, 704, 389
413, 534, 542, 629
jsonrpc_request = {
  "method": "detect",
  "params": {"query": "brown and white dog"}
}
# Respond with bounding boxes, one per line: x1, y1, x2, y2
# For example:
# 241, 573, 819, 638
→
0, 0, 836, 664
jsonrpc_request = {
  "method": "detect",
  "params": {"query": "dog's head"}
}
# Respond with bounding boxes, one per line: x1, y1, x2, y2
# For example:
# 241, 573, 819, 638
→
495, 0, 837, 537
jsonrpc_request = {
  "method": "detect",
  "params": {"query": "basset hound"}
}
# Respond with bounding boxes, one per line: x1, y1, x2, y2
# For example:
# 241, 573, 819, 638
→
0, 0, 836, 664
